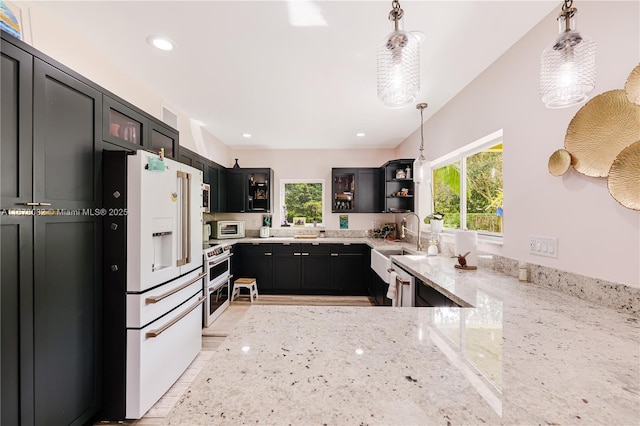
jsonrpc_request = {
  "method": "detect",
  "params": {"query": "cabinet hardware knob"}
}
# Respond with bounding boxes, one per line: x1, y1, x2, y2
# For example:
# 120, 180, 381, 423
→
110, 223, 118, 230
110, 265, 119, 271
113, 191, 121, 198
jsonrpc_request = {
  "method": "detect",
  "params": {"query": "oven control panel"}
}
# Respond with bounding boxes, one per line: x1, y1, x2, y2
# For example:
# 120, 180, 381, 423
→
205, 244, 232, 258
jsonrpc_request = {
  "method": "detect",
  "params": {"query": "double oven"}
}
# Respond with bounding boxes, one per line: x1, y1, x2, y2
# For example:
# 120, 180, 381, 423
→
203, 243, 233, 327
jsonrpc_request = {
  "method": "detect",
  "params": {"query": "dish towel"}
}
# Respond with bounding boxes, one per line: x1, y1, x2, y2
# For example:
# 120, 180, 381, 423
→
387, 271, 399, 305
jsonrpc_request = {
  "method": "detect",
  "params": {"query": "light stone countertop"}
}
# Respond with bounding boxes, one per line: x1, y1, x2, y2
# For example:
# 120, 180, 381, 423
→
165, 251, 640, 425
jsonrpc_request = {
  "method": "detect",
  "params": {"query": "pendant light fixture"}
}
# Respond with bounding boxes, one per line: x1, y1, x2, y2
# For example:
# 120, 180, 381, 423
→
413, 103, 428, 184
539, 0, 596, 108
377, 0, 423, 109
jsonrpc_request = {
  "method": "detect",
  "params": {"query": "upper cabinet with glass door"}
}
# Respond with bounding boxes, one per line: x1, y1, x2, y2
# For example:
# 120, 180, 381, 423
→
102, 95, 145, 149
332, 169, 355, 212
102, 95, 178, 158
149, 122, 177, 159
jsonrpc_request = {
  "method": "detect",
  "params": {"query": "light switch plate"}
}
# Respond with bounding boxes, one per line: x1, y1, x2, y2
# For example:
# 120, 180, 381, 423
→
529, 235, 558, 258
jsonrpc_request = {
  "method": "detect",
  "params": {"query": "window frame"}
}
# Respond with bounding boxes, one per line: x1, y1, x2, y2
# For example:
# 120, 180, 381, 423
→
429, 129, 503, 238
279, 179, 326, 227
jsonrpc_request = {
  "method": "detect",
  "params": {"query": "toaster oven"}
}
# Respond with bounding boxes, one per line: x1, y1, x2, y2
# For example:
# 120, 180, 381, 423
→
211, 220, 245, 239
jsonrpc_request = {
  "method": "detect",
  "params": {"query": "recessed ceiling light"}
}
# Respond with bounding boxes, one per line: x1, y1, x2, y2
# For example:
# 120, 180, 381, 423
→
242, 133, 252, 138
356, 132, 366, 137
147, 36, 175, 51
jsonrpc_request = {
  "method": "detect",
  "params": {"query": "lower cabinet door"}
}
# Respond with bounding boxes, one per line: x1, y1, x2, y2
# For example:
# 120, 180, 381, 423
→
237, 244, 273, 291
330, 245, 366, 295
273, 244, 301, 291
33, 215, 101, 426
301, 245, 331, 291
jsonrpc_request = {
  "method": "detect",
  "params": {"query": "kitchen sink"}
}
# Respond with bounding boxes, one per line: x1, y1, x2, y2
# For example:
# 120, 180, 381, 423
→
374, 248, 413, 258
371, 247, 421, 284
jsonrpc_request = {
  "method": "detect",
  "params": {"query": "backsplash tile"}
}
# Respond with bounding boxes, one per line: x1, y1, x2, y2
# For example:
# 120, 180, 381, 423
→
489, 253, 640, 318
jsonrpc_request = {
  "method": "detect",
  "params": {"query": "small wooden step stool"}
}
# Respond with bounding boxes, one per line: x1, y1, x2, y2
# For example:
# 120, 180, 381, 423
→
232, 278, 259, 303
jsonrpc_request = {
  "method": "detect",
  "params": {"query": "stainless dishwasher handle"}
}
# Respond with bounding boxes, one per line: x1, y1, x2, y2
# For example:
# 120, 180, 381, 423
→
145, 272, 206, 304
145, 296, 206, 338
388, 268, 410, 285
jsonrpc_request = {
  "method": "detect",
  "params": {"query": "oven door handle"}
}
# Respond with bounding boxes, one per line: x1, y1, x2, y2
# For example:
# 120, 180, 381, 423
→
145, 272, 207, 304
209, 274, 233, 293
207, 253, 233, 266
146, 296, 206, 338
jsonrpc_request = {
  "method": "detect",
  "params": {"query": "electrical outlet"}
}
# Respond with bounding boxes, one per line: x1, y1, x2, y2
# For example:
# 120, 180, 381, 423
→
252, 220, 257, 226
529, 235, 558, 258
372, 221, 378, 229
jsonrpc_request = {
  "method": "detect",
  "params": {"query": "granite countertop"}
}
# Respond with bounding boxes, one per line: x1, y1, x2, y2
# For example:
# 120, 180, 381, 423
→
165, 252, 640, 425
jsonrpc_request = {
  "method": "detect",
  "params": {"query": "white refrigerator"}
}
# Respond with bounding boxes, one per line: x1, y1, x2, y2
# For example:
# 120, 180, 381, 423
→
102, 150, 205, 420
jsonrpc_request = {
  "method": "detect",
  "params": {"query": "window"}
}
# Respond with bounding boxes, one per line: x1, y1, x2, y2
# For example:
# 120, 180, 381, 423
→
280, 180, 325, 226
430, 130, 503, 235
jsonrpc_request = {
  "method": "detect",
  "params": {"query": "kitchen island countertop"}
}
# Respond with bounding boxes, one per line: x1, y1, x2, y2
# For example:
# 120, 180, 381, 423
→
165, 250, 640, 425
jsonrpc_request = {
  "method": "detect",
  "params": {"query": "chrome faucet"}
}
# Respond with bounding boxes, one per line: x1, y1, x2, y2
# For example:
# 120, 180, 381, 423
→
400, 213, 423, 251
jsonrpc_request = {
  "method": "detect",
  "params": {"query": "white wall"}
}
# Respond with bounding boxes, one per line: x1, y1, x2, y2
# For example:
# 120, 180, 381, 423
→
25, 4, 225, 163
395, 1, 640, 287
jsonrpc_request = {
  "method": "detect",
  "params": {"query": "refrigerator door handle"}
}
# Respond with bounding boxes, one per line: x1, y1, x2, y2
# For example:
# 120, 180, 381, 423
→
176, 170, 191, 266
145, 295, 206, 338
145, 271, 207, 304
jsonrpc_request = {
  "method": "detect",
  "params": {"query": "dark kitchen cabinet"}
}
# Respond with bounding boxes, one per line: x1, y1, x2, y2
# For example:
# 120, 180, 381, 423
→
1, 34, 102, 426
329, 244, 369, 294
369, 271, 393, 306
102, 95, 146, 151
1, 39, 33, 426
301, 244, 331, 291
382, 159, 415, 213
273, 244, 302, 291
149, 122, 178, 159
236, 244, 274, 290
331, 168, 381, 213
272, 243, 331, 293
415, 278, 457, 307
205, 162, 226, 213
177, 146, 226, 212
235, 242, 367, 295
226, 168, 273, 213
103, 95, 178, 159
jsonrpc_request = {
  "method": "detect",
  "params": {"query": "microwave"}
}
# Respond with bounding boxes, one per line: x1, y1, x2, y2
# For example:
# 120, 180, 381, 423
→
212, 220, 245, 239
202, 183, 210, 213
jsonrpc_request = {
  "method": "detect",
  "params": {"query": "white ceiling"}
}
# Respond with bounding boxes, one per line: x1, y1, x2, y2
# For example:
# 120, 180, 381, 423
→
30, 1, 558, 150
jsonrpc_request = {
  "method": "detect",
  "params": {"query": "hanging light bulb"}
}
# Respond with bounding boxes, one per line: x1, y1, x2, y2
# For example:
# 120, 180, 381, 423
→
377, 0, 423, 109
540, 0, 596, 108
413, 103, 428, 184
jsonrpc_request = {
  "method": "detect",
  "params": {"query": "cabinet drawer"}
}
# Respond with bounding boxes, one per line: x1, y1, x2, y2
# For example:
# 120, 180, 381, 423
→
330, 243, 365, 254
239, 243, 272, 255
300, 243, 330, 255
273, 243, 300, 255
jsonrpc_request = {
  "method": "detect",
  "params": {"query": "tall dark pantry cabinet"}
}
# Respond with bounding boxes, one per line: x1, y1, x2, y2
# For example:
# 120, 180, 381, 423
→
1, 33, 102, 425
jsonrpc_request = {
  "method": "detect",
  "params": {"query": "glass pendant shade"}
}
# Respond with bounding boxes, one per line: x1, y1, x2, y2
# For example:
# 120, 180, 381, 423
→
377, 24, 422, 109
540, 11, 596, 108
413, 155, 427, 184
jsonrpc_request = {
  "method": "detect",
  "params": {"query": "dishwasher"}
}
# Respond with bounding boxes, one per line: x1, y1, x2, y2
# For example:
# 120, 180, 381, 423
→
390, 262, 415, 307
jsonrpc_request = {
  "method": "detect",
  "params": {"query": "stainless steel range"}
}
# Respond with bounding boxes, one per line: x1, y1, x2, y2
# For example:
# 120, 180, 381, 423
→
202, 243, 233, 327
